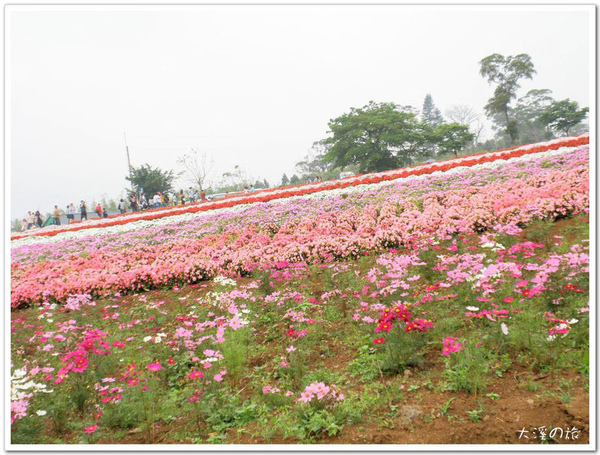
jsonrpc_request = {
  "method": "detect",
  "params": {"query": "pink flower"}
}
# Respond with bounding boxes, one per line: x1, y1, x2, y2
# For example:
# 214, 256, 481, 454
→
188, 370, 204, 380
442, 337, 461, 356
146, 362, 162, 372
85, 425, 98, 433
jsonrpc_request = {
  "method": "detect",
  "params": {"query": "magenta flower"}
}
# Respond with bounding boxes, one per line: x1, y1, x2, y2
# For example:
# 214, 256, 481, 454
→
146, 362, 162, 372
442, 337, 462, 356
188, 370, 204, 380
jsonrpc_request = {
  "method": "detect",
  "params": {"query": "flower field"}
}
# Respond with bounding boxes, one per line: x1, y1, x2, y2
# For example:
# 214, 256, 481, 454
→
10, 137, 590, 445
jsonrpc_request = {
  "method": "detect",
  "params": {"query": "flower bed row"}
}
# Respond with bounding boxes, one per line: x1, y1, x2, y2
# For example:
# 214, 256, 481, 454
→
11, 134, 589, 242
11, 143, 589, 308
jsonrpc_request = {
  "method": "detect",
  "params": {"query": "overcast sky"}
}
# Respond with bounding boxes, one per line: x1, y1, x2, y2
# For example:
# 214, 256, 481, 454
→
8, 5, 592, 219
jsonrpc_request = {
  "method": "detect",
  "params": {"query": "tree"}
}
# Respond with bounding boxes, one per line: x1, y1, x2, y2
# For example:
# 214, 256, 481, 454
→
126, 164, 177, 197
422, 94, 444, 128
434, 123, 475, 157
220, 165, 253, 192
539, 99, 589, 136
177, 149, 214, 193
263, 179, 270, 189
322, 101, 431, 173
295, 141, 332, 176
12, 218, 22, 232
444, 104, 485, 147
510, 89, 556, 143
281, 173, 289, 187
479, 53, 536, 145
289, 174, 300, 185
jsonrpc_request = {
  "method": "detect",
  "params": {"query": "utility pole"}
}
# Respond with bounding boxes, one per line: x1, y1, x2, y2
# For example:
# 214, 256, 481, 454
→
124, 132, 133, 192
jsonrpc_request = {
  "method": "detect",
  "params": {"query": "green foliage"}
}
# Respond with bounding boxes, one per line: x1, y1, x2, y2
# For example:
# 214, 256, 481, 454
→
348, 344, 384, 381
220, 327, 251, 383
539, 99, 589, 136
422, 94, 444, 128
434, 123, 475, 157
294, 408, 342, 441
443, 341, 490, 394
126, 164, 178, 197
322, 101, 433, 173
509, 89, 556, 144
11, 415, 46, 444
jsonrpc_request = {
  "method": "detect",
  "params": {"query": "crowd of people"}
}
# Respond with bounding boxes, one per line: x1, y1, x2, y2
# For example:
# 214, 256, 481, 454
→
19, 187, 209, 232
19, 178, 326, 232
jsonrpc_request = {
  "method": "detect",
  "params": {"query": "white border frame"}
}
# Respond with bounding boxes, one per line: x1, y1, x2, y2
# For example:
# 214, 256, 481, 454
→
4, 3, 596, 452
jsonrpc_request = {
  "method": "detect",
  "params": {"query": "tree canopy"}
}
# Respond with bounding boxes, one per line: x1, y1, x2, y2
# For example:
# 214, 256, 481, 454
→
322, 101, 432, 173
125, 164, 177, 197
434, 123, 475, 157
539, 99, 589, 136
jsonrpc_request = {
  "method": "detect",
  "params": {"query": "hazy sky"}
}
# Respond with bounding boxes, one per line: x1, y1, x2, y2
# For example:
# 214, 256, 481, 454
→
8, 5, 592, 219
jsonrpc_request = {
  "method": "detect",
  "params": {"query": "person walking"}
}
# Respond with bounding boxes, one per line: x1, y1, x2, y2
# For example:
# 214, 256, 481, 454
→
53, 205, 61, 225
95, 203, 102, 218
200, 190, 207, 202
80, 201, 88, 221
179, 189, 186, 205
118, 199, 126, 214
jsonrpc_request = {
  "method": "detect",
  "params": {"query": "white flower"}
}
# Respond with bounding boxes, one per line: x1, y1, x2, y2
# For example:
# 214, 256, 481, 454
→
13, 369, 26, 378
143, 336, 153, 342
466, 306, 479, 312
36, 410, 47, 416
500, 323, 509, 335
567, 318, 579, 325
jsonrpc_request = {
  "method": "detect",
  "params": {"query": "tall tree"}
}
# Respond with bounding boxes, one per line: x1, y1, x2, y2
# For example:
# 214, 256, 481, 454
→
422, 94, 444, 128
322, 101, 430, 173
281, 173, 289, 187
263, 178, 270, 189
289, 174, 300, 185
177, 148, 214, 193
479, 53, 536, 145
126, 164, 177, 197
539, 99, 589, 136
